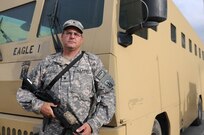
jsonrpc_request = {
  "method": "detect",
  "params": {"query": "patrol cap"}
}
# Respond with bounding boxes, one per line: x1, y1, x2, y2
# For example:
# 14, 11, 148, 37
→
63, 19, 84, 33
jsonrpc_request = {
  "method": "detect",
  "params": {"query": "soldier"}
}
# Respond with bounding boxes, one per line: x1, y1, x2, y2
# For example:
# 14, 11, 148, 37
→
16, 19, 115, 135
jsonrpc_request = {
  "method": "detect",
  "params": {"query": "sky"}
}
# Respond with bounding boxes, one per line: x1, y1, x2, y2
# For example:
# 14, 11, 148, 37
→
173, 0, 204, 43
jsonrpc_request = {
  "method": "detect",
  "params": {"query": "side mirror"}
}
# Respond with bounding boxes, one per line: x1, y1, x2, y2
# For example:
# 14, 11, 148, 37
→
128, 0, 167, 34
117, 32, 133, 47
143, 0, 167, 23
118, 0, 167, 47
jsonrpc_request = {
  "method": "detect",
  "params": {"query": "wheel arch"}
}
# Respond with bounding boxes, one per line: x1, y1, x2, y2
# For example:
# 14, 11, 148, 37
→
156, 112, 170, 135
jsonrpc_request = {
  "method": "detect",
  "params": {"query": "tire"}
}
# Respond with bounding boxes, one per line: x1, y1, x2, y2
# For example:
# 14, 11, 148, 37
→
192, 98, 202, 126
151, 119, 162, 135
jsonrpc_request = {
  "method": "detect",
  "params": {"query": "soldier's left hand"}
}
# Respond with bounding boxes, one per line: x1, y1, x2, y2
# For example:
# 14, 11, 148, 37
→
74, 122, 92, 135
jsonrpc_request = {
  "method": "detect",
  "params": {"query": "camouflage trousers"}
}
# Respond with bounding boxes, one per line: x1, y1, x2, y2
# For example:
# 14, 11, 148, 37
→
38, 128, 73, 135
64, 129, 74, 135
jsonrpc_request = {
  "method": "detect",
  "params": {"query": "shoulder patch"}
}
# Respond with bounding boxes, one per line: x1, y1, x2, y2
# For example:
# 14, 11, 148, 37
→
96, 69, 106, 80
96, 69, 114, 89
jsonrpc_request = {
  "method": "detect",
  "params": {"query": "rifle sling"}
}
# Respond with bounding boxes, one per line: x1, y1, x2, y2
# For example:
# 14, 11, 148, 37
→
45, 51, 85, 91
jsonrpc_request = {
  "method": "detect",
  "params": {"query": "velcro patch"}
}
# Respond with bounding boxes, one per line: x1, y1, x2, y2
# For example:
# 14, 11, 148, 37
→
96, 69, 114, 89
96, 69, 106, 80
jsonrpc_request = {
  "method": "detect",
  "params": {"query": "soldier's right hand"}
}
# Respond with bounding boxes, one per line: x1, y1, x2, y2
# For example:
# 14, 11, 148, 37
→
40, 102, 57, 118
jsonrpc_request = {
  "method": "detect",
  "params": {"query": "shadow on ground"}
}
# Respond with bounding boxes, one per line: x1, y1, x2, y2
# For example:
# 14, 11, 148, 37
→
181, 120, 204, 135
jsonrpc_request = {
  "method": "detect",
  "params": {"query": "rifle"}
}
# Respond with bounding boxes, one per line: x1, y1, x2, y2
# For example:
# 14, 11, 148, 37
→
21, 77, 82, 134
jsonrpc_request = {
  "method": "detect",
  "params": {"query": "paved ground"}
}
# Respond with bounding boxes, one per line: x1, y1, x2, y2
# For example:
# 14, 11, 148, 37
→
181, 113, 204, 135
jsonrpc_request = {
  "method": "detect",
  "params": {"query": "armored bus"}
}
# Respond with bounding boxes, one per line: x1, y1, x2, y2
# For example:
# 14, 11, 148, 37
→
0, 0, 204, 135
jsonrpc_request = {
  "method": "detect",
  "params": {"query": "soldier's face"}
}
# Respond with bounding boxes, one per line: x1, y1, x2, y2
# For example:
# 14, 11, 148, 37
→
61, 27, 83, 51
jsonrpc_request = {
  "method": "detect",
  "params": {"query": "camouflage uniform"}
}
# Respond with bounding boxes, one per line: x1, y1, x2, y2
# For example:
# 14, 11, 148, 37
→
16, 51, 115, 135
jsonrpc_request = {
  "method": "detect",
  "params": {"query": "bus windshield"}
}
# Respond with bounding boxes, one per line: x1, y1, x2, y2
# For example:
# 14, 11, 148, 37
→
0, 2, 35, 45
38, 0, 104, 37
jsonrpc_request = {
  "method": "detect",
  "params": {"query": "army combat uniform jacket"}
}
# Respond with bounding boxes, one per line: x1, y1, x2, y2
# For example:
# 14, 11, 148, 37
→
16, 51, 115, 135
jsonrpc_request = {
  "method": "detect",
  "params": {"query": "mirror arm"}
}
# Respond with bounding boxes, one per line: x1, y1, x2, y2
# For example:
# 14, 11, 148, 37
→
126, 21, 158, 35
117, 21, 158, 47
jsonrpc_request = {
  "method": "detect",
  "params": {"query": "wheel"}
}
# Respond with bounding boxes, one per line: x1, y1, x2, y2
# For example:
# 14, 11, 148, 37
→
151, 119, 162, 135
192, 98, 202, 126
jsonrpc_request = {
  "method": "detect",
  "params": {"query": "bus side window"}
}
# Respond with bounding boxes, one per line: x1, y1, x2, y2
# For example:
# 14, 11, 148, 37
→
0, 2, 36, 45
